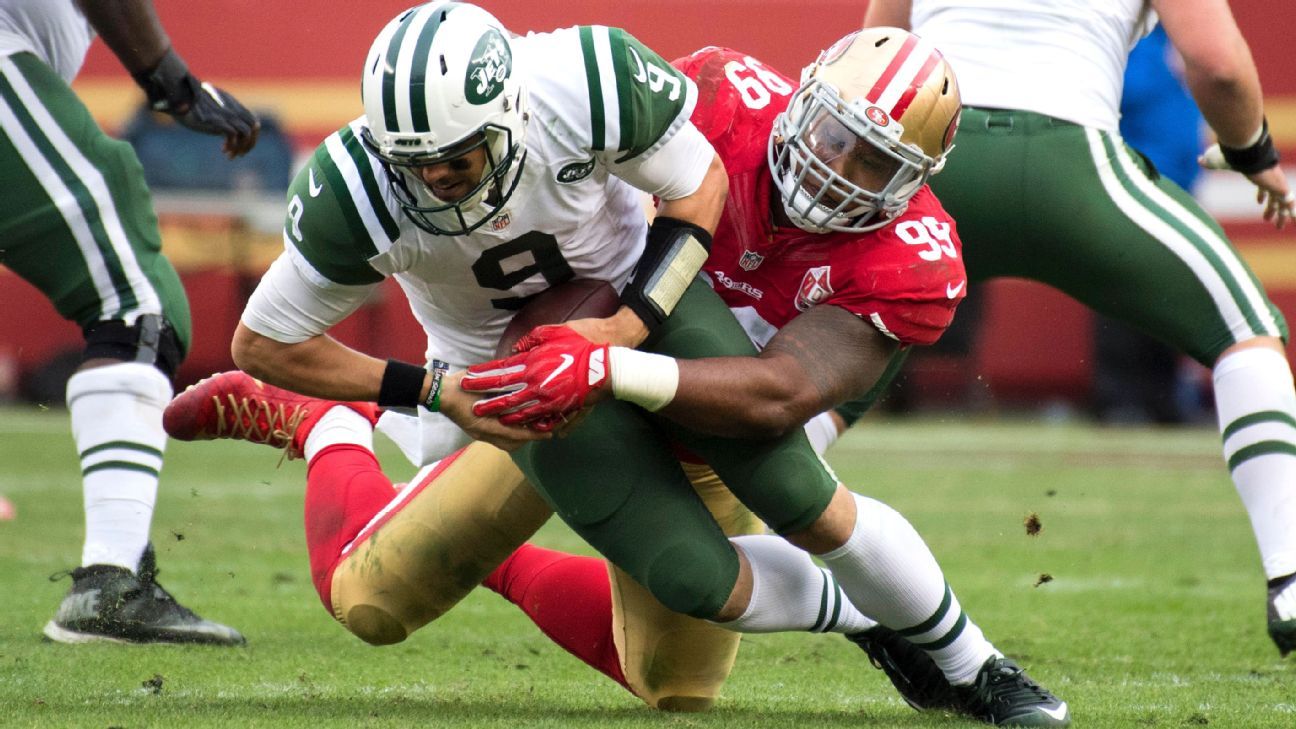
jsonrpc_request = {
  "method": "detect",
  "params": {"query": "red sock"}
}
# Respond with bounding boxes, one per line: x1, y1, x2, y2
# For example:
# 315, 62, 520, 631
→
484, 544, 628, 690
303, 444, 397, 613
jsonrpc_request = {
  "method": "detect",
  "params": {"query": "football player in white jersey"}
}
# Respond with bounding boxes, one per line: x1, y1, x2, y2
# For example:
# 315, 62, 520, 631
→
166, 6, 1069, 724
1, 0, 255, 644
865, 0, 1296, 655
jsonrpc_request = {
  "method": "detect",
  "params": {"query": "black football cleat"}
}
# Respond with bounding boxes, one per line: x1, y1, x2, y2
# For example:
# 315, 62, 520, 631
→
42, 545, 245, 646
847, 625, 962, 711
956, 656, 1070, 727
1268, 572, 1296, 657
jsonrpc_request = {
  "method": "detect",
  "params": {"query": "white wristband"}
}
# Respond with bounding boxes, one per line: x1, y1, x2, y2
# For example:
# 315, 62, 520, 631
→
608, 347, 679, 412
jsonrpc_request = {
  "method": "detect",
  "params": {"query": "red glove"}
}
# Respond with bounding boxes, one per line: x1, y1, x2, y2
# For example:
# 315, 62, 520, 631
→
463, 325, 610, 429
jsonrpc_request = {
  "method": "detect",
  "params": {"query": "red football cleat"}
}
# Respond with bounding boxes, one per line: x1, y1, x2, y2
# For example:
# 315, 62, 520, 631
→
164, 371, 379, 460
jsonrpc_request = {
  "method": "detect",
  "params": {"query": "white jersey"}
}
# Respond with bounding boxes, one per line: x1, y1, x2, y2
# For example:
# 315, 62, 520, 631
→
0, 0, 92, 83
243, 25, 709, 369
912, 0, 1156, 131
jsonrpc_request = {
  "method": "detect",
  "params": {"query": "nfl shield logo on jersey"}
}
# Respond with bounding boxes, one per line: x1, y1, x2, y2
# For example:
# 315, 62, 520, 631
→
795, 266, 833, 311
491, 211, 512, 231
739, 250, 764, 271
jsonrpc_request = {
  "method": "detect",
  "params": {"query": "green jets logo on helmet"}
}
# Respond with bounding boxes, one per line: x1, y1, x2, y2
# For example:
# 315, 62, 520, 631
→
465, 29, 511, 104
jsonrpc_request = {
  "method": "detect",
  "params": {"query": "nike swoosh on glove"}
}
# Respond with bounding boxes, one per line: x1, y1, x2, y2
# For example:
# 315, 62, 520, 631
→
463, 325, 609, 430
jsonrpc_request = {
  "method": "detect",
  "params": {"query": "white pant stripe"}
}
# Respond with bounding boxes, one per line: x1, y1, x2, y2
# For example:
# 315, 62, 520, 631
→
1, 57, 161, 321
1085, 128, 1258, 342
1105, 130, 1278, 338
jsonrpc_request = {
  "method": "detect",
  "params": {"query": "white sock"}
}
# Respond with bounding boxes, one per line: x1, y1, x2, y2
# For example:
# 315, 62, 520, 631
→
721, 534, 876, 634
1214, 347, 1296, 579
68, 363, 171, 572
303, 406, 375, 463
819, 493, 999, 685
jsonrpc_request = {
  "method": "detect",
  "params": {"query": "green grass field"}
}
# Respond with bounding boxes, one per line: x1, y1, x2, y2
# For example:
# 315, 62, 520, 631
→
2, 406, 1293, 727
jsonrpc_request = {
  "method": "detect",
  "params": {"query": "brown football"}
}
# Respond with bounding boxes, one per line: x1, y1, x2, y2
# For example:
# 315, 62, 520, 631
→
494, 279, 620, 357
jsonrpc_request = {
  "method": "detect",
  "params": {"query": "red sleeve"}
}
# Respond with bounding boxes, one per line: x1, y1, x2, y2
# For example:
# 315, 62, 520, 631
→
822, 188, 967, 346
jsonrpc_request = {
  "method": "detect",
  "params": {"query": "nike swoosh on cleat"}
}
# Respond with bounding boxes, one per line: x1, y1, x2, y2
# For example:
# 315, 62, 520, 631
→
539, 354, 575, 390
1039, 702, 1069, 722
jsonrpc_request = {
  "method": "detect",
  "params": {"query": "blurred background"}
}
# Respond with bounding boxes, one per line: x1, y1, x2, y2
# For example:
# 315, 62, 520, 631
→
1, 0, 1291, 421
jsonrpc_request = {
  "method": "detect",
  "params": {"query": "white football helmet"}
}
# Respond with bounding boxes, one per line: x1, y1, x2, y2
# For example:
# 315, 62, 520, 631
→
769, 27, 961, 233
359, 2, 528, 235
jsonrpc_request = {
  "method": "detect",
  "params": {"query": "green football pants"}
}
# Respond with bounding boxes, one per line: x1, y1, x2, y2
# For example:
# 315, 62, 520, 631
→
0, 52, 191, 351
511, 279, 838, 619
931, 107, 1285, 366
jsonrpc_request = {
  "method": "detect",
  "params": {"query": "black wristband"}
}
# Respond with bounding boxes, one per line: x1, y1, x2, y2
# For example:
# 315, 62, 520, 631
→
131, 47, 195, 113
377, 359, 426, 409
1220, 118, 1281, 175
620, 216, 713, 332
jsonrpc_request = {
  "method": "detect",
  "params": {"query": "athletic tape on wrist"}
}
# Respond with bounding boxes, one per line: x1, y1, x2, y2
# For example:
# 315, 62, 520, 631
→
1221, 118, 1280, 175
608, 347, 679, 412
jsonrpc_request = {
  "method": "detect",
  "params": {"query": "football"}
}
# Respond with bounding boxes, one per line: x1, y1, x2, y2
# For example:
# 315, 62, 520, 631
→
495, 279, 620, 357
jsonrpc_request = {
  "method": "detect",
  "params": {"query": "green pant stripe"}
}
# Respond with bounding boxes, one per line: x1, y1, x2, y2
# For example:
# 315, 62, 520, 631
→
80, 440, 164, 460
1228, 441, 1296, 472
0, 57, 156, 319
898, 582, 952, 638
82, 460, 160, 478
913, 611, 968, 651
1223, 410, 1296, 442
1094, 129, 1277, 339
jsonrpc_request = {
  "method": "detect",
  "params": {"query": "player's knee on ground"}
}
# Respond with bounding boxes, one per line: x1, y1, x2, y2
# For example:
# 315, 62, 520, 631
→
327, 444, 553, 645
615, 464, 761, 712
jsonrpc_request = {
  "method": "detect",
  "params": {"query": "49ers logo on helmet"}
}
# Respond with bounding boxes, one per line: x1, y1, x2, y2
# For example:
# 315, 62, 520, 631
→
795, 266, 834, 311
865, 106, 890, 127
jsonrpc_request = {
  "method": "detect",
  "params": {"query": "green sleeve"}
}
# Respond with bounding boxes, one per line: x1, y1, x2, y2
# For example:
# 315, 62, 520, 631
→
577, 26, 694, 163
283, 127, 401, 286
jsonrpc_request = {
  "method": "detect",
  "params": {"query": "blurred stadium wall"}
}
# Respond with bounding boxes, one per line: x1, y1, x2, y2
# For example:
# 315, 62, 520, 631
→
2, 1, 1291, 407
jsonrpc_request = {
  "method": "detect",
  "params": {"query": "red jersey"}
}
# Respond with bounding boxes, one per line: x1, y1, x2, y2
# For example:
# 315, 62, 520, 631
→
674, 47, 966, 347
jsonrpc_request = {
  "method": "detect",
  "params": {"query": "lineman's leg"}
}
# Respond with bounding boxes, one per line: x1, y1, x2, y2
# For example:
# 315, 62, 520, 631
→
0, 53, 238, 644
314, 437, 552, 645
485, 464, 764, 711
311, 407, 755, 708
647, 282, 1001, 686
607, 462, 763, 711
937, 110, 1296, 650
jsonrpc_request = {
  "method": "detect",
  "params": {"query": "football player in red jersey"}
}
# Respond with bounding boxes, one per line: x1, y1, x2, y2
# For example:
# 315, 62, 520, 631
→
465, 29, 1068, 727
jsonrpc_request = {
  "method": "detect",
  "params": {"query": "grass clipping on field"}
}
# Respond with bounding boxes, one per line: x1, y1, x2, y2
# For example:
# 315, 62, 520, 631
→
1024, 512, 1051, 587
1024, 512, 1042, 536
